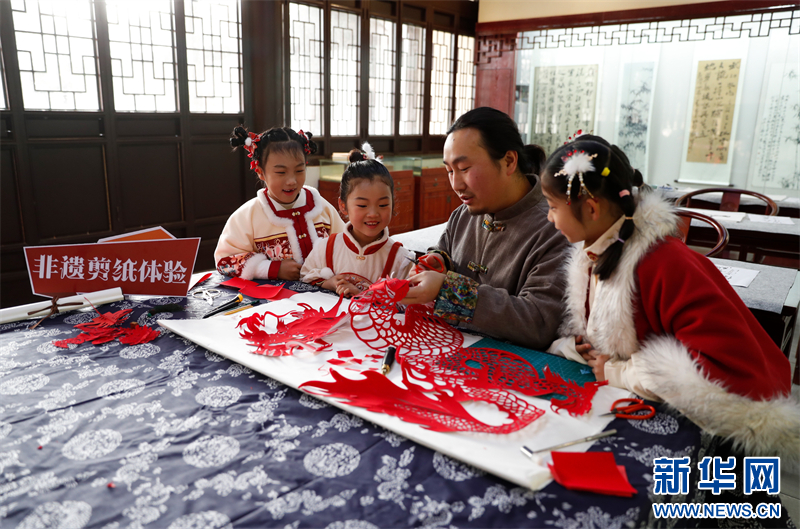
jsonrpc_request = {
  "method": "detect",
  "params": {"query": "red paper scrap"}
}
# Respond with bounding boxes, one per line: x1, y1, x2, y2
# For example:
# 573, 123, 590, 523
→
548, 451, 637, 497
119, 325, 160, 345
337, 350, 354, 358
240, 282, 286, 300
219, 277, 252, 290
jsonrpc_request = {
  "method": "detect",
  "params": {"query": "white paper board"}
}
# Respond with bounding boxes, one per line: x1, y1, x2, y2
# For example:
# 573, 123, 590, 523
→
160, 292, 628, 490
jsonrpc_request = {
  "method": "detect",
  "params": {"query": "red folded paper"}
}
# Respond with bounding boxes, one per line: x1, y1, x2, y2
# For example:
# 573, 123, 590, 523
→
219, 278, 296, 301
548, 451, 637, 497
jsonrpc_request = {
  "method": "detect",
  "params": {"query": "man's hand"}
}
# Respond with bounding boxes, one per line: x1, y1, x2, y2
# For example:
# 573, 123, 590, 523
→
410, 253, 447, 276
277, 260, 302, 281
400, 271, 446, 305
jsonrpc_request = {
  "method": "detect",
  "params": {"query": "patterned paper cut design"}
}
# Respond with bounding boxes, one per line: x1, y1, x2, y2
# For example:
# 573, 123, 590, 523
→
348, 278, 463, 355
237, 297, 349, 357
430, 347, 606, 417
300, 364, 545, 434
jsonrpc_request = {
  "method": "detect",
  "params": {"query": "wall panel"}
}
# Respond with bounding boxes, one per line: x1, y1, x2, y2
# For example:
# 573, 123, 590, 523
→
118, 143, 183, 228
29, 145, 109, 239
1, 149, 22, 244
191, 140, 246, 220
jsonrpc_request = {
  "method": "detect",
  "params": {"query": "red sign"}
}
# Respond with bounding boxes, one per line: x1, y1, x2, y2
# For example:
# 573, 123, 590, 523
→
24, 238, 201, 297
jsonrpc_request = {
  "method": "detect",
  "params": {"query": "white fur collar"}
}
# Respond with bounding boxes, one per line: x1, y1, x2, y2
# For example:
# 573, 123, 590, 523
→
256, 186, 326, 265
561, 191, 678, 359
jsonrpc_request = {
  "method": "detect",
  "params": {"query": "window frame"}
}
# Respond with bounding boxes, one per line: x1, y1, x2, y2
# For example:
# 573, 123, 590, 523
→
285, 0, 477, 156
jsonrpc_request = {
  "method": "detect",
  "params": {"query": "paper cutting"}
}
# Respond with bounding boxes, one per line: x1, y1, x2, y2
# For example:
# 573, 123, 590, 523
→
237, 296, 348, 356
53, 308, 160, 347
430, 347, 606, 416
349, 278, 463, 354
300, 366, 545, 434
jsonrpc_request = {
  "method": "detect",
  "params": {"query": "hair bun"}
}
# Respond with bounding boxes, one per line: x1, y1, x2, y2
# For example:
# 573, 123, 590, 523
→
348, 149, 364, 164
230, 125, 248, 148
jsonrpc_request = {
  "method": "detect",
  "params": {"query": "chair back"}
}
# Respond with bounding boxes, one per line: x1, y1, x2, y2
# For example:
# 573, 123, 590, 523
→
675, 210, 730, 257
675, 187, 778, 216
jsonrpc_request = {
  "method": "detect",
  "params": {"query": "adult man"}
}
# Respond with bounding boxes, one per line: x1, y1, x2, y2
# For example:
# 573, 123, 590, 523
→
402, 107, 568, 351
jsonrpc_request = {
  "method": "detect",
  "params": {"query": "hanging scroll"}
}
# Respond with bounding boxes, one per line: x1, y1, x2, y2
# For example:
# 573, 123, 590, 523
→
530, 64, 598, 155
686, 59, 741, 164
748, 63, 800, 192
614, 62, 656, 181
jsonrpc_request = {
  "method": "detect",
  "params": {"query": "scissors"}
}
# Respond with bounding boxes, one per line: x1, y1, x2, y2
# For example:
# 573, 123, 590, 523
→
191, 288, 222, 306
601, 398, 656, 420
406, 253, 448, 274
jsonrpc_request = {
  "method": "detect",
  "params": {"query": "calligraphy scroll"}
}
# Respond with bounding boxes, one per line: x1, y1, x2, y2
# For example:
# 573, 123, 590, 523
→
686, 59, 741, 164
530, 64, 598, 155
749, 64, 800, 191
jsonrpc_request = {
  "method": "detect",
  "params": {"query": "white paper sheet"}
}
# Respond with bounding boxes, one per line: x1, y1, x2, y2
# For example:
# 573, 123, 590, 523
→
715, 265, 760, 288
678, 207, 747, 223
746, 214, 796, 225
159, 292, 628, 491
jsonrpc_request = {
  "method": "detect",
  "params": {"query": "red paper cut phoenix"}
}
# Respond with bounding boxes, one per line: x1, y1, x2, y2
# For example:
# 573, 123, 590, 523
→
237, 296, 348, 357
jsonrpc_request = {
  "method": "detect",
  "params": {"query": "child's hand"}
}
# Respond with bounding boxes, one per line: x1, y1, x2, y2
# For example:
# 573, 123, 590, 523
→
587, 353, 610, 380
278, 260, 302, 281
575, 335, 595, 361
334, 278, 360, 298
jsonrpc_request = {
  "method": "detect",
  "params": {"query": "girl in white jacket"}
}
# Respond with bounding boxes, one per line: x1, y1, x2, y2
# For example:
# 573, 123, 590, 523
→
301, 145, 414, 296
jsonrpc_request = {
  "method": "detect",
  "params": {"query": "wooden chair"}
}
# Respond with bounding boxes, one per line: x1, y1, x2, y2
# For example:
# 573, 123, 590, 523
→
675, 210, 730, 257
675, 187, 779, 216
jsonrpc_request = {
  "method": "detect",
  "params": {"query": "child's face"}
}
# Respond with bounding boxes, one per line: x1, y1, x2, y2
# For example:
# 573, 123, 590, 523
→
257, 151, 306, 204
542, 186, 587, 244
339, 179, 392, 246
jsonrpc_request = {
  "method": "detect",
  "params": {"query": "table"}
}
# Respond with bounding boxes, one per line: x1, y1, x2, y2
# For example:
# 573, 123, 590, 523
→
0, 275, 719, 528
659, 187, 800, 218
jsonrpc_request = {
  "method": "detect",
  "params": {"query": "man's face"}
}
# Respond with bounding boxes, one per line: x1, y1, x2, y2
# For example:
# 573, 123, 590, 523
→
443, 128, 513, 215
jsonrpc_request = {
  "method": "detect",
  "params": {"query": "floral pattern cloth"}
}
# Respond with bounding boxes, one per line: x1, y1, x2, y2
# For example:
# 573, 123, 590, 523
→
0, 275, 791, 529
434, 271, 479, 324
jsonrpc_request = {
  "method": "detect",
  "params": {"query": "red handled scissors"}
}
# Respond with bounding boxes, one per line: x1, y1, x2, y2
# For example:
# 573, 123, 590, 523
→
601, 398, 656, 420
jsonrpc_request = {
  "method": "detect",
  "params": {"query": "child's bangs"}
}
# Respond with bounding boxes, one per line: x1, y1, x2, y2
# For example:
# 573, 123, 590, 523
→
264, 140, 306, 162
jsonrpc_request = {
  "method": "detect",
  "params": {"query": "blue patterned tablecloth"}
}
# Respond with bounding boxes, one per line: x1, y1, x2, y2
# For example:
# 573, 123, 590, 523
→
0, 276, 726, 528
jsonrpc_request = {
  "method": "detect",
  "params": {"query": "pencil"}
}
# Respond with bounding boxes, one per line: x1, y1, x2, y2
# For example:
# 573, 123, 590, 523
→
223, 300, 261, 315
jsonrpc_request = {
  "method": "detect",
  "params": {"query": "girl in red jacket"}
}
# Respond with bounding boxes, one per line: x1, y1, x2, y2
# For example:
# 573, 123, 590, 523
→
541, 134, 797, 460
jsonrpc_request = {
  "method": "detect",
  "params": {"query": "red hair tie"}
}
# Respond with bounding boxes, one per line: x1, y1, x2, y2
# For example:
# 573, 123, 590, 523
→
243, 132, 261, 170
297, 129, 312, 155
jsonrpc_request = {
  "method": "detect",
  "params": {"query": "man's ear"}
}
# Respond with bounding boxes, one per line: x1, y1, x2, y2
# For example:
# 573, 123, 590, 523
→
503, 150, 519, 176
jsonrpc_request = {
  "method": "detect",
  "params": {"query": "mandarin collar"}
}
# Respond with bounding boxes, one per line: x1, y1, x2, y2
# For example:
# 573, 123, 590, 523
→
342, 222, 390, 255
489, 175, 544, 223
583, 215, 626, 262
266, 187, 305, 210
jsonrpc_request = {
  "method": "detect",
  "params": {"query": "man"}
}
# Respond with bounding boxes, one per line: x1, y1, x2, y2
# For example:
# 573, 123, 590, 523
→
402, 107, 568, 351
